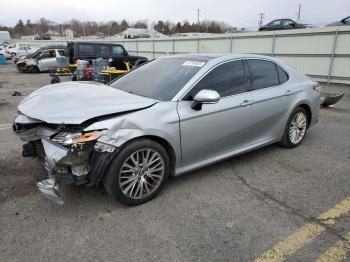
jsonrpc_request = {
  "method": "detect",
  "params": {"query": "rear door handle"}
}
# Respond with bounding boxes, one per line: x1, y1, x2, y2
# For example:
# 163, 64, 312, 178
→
285, 90, 295, 96
240, 100, 254, 107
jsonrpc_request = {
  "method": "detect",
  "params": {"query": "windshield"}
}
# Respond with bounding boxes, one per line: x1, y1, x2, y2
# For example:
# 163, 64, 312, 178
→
29, 48, 42, 59
109, 58, 206, 101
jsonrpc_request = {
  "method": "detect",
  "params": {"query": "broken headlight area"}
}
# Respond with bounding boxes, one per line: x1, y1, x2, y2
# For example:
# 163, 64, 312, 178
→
51, 130, 104, 146
44, 130, 107, 180
22, 129, 115, 185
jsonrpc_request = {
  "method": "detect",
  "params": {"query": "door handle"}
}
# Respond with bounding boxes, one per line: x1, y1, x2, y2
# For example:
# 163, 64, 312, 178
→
285, 90, 294, 96
240, 100, 253, 107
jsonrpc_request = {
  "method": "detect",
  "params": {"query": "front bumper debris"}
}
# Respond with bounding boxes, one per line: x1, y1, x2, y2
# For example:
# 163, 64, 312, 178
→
13, 119, 118, 205
37, 178, 64, 205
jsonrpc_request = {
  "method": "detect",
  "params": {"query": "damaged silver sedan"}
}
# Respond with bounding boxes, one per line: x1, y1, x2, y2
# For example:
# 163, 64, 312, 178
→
13, 54, 320, 205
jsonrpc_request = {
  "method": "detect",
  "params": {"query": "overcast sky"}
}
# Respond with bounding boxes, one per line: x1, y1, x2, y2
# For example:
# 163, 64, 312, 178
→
1, 0, 349, 29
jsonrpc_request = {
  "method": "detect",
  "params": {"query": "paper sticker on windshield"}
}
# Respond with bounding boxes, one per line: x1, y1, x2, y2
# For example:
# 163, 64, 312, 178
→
182, 61, 205, 67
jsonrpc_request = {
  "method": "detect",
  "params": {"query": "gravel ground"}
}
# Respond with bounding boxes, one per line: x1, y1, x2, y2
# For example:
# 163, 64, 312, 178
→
0, 63, 349, 262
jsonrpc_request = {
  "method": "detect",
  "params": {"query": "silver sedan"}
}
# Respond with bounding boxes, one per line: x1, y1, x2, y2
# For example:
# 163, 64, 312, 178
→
13, 54, 321, 205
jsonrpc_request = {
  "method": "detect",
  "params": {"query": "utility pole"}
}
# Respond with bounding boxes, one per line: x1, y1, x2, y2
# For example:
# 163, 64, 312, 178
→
258, 13, 264, 27
82, 23, 86, 37
297, 4, 301, 22
197, 8, 200, 32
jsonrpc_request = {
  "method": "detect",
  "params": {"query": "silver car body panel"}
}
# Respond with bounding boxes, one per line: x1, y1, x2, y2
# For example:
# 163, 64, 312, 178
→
14, 53, 320, 181
18, 81, 157, 124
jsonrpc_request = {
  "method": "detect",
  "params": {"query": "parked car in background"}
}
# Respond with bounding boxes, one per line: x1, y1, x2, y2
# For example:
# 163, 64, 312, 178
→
326, 16, 350, 27
4, 43, 25, 58
0, 46, 11, 59
259, 19, 307, 31
67, 41, 148, 69
16, 45, 67, 73
13, 54, 321, 205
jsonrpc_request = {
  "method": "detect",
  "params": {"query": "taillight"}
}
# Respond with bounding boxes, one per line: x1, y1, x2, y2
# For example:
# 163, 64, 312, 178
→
313, 82, 321, 92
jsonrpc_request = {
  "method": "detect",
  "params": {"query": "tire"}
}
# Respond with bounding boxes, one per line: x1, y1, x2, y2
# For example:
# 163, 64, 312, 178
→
132, 59, 147, 69
50, 76, 61, 84
280, 107, 308, 148
29, 66, 40, 73
103, 139, 170, 205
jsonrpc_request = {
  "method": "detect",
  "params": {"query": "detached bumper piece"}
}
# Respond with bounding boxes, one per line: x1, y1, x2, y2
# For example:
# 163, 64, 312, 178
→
321, 92, 344, 107
37, 178, 64, 205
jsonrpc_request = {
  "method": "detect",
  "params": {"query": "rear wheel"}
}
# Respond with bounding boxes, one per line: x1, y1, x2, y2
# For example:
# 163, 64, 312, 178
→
280, 107, 308, 148
103, 139, 170, 205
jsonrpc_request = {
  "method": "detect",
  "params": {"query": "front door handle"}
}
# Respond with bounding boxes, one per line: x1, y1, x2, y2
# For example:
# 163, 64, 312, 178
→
240, 100, 253, 107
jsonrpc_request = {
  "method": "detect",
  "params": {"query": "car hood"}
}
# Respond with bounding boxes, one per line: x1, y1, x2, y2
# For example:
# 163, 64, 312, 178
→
18, 82, 158, 124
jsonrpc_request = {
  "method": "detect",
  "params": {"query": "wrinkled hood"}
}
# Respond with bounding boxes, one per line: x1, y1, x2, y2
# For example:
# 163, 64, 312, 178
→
19, 82, 157, 124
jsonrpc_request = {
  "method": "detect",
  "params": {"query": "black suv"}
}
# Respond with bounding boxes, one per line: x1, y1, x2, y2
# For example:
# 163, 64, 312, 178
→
259, 19, 307, 31
67, 41, 148, 68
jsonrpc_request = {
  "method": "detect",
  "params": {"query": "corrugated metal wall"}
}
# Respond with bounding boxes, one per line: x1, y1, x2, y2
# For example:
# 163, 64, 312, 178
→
13, 26, 350, 84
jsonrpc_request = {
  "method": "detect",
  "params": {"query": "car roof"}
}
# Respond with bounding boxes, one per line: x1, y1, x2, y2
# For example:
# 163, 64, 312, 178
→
40, 45, 66, 50
160, 53, 281, 63
68, 41, 123, 45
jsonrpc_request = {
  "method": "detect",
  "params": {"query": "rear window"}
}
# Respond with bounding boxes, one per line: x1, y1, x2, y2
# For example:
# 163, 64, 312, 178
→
276, 65, 289, 84
78, 44, 94, 55
247, 59, 279, 90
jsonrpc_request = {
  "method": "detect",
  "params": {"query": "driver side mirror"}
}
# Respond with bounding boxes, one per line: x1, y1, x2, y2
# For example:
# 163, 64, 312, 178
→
191, 89, 220, 110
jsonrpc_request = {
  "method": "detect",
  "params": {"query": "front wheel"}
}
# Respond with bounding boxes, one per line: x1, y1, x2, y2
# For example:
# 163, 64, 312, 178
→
29, 66, 40, 73
103, 139, 170, 205
280, 107, 308, 148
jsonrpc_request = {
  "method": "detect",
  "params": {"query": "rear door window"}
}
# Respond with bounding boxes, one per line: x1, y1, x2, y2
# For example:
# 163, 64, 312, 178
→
78, 44, 94, 56
96, 45, 110, 58
269, 20, 282, 26
57, 50, 65, 56
282, 19, 295, 26
247, 59, 279, 90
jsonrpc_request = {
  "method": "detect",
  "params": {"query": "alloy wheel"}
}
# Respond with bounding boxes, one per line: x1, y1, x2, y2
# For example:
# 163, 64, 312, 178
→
289, 112, 307, 144
119, 148, 165, 199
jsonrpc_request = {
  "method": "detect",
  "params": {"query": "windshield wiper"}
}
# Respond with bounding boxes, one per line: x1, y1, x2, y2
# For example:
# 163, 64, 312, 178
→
125, 91, 148, 98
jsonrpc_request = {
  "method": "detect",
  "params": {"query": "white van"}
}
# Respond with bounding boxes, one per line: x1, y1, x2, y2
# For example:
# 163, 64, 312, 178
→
0, 31, 11, 42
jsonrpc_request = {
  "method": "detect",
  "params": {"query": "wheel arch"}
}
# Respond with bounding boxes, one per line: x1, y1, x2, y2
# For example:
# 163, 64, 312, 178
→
116, 135, 177, 176
296, 103, 312, 127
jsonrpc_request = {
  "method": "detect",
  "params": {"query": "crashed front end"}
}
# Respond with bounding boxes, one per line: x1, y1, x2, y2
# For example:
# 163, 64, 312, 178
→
16, 58, 37, 73
13, 112, 117, 205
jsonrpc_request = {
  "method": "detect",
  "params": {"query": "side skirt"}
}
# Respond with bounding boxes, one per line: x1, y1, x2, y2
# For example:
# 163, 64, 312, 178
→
174, 138, 279, 176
